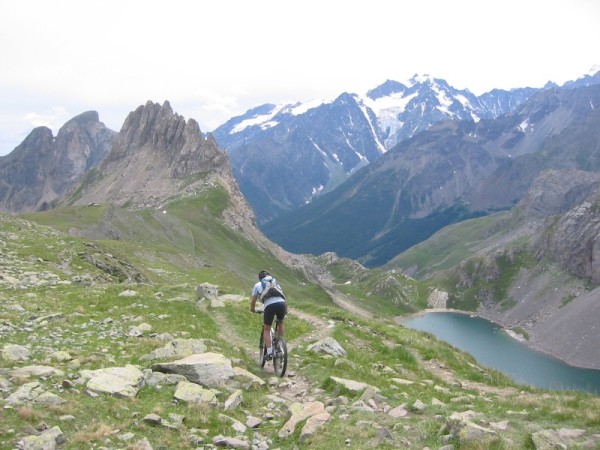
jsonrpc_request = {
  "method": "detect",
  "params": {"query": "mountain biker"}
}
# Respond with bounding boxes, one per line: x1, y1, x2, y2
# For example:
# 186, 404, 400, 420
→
250, 270, 287, 360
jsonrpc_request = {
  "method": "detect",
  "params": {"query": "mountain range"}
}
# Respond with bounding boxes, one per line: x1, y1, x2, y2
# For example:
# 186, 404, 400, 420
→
264, 82, 600, 267
213, 71, 600, 226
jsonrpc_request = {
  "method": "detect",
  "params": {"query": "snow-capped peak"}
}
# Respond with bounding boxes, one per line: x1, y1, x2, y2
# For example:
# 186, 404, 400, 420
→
586, 64, 600, 76
408, 73, 435, 86
231, 98, 332, 134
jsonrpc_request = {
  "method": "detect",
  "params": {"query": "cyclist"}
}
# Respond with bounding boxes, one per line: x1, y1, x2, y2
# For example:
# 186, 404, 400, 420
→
250, 270, 287, 360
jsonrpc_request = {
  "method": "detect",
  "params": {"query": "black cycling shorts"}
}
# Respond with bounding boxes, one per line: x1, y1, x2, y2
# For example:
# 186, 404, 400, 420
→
263, 302, 286, 326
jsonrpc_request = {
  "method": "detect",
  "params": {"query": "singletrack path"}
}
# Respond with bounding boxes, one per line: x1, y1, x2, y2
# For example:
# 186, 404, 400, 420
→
209, 305, 335, 403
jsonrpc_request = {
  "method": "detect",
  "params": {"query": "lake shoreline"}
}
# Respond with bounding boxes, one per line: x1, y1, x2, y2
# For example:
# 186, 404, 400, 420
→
395, 308, 597, 372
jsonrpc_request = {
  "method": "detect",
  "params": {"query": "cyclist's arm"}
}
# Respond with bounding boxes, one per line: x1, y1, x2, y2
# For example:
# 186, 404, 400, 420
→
250, 294, 258, 313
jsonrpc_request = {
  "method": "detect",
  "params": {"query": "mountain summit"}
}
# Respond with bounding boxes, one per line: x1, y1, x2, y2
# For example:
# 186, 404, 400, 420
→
0, 111, 114, 213
68, 101, 229, 209
214, 74, 538, 224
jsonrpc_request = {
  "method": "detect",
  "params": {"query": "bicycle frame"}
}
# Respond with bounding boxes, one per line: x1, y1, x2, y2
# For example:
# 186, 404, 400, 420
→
256, 310, 287, 377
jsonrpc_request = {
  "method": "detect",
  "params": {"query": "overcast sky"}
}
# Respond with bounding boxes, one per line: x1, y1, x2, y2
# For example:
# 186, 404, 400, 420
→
1, 0, 599, 156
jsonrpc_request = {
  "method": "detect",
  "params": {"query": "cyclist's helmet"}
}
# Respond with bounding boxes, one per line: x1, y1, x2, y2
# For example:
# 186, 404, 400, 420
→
258, 270, 269, 280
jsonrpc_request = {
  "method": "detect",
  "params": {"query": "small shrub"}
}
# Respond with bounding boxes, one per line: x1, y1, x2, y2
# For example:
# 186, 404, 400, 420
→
17, 406, 41, 422
73, 422, 118, 444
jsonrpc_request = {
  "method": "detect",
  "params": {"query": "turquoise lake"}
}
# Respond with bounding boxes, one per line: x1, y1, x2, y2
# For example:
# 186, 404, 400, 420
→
401, 311, 600, 395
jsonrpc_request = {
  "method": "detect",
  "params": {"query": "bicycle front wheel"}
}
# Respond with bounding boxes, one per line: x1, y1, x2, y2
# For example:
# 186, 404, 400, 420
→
259, 332, 267, 368
273, 337, 287, 377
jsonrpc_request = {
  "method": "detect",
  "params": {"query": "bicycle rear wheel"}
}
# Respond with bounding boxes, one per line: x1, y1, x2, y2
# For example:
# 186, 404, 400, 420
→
273, 336, 287, 377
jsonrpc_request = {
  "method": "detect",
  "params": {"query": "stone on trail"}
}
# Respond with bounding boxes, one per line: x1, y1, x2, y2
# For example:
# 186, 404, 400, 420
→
279, 401, 331, 439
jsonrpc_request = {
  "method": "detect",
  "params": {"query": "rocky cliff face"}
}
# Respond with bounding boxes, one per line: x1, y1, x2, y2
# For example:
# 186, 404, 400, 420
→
0, 111, 114, 213
529, 170, 600, 282
70, 101, 230, 209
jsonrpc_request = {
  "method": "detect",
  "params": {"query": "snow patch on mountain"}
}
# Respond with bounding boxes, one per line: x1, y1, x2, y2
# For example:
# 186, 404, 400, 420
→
519, 119, 531, 132
290, 98, 330, 115
231, 98, 332, 134
231, 105, 282, 133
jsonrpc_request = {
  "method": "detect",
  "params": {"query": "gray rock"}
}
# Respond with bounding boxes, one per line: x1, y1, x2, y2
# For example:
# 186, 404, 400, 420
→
196, 282, 218, 300
5, 382, 65, 406
15, 425, 66, 450
279, 401, 330, 439
212, 435, 249, 449
224, 389, 243, 410
151, 352, 234, 387
11, 365, 65, 379
144, 370, 187, 388
80, 365, 144, 398
2, 343, 31, 361
140, 338, 207, 361
329, 376, 379, 393
173, 380, 217, 404
307, 337, 347, 357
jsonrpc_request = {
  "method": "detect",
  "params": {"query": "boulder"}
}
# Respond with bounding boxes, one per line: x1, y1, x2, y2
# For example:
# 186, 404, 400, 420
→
307, 337, 347, 357
15, 426, 66, 450
151, 352, 234, 387
2, 344, 31, 361
80, 365, 144, 398
140, 338, 207, 361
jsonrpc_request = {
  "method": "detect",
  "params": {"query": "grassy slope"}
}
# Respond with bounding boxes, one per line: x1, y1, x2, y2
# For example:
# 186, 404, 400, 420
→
2, 190, 600, 449
384, 211, 520, 279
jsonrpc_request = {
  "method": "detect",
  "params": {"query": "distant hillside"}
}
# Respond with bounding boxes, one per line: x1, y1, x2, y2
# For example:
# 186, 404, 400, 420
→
2, 210, 599, 450
388, 168, 600, 370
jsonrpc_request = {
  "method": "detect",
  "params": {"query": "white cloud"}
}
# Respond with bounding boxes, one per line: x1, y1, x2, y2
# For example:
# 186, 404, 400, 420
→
23, 107, 71, 132
0, 0, 599, 155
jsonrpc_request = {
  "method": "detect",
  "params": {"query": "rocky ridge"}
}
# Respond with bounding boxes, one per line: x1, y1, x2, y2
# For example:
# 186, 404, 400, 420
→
68, 101, 229, 210
0, 111, 114, 213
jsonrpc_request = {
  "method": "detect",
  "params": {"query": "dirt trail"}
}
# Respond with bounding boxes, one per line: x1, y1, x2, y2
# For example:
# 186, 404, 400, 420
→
209, 304, 334, 403
416, 355, 520, 397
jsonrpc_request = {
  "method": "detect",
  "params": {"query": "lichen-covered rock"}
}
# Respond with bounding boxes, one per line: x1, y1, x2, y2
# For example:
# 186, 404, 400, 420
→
173, 380, 217, 404
2, 343, 31, 361
15, 425, 66, 450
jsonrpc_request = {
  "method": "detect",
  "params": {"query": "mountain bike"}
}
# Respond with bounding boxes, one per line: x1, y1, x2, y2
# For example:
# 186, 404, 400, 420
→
255, 311, 287, 377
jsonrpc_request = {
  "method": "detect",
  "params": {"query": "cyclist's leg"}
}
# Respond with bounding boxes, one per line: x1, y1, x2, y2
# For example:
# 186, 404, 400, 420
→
263, 304, 276, 354
274, 302, 286, 338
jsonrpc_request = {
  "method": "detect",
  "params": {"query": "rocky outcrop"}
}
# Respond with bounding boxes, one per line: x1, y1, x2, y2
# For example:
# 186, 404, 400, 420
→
0, 111, 114, 213
533, 187, 600, 282
518, 168, 600, 220
106, 101, 227, 179
70, 101, 230, 209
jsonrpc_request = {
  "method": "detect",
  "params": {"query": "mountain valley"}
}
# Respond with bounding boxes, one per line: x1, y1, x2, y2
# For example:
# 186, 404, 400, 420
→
1, 72, 600, 449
